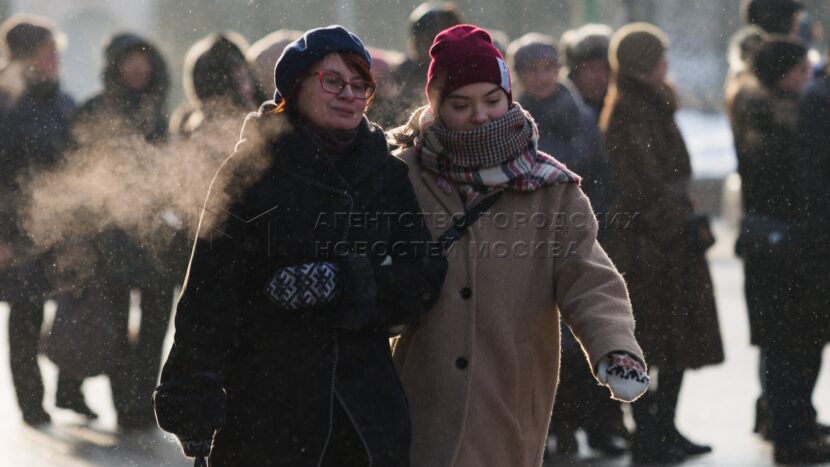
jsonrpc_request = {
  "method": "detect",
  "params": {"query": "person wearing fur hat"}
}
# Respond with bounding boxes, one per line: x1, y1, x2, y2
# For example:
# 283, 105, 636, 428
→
600, 22, 725, 464
731, 37, 830, 464
560, 23, 613, 119
390, 24, 648, 467
507, 32, 624, 457
155, 25, 447, 466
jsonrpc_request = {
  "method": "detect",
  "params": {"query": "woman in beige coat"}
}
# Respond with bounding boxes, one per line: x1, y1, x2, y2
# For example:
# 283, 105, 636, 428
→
390, 24, 648, 467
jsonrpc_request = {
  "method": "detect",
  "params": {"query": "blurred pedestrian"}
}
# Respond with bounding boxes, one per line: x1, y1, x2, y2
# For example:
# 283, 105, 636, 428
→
507, 31, 622, 457
171, 32, 260, 136
391, 24, 649, 467
246, 29, 302, 98
0, 13, 75, 426
731, 36, 830, 464
560, 23, 613, 120
365, 47, 404, 126
62, 32, 177, 429
600, 22, 724, 464
741, 0, 804, 37
155, 25, 447, 466
385, 1, 462, 127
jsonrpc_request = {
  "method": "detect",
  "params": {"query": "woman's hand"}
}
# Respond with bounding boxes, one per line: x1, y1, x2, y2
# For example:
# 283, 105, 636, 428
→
597, 351, 649, 402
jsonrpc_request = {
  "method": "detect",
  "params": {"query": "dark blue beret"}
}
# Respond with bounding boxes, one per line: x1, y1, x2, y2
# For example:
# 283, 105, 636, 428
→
273, 25, 372, 102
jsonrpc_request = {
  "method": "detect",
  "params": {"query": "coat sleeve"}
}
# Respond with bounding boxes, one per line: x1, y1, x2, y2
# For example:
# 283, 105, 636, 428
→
159, 187, 246, 387
335, 159, 448, 331
552, 183, 644, 375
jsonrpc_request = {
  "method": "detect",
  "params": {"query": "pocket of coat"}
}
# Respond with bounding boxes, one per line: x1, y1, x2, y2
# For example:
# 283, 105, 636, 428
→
516, 342, 535, 433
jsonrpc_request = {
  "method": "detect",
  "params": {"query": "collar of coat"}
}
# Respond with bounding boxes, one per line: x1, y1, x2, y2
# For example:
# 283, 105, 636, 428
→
235, 102, 392, 191
611, 75, 679, 116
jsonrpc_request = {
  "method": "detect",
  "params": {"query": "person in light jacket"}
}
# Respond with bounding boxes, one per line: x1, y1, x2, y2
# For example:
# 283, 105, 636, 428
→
390, 24, 648, 467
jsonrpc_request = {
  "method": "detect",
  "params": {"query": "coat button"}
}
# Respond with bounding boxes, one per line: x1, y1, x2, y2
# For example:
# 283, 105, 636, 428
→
455, 357, 468, 370
460, 287, 472, 299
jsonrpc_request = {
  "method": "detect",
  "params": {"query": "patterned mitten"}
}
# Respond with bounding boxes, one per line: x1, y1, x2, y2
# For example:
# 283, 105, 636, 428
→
597, 351, 649, 402
264, 261, 340, 310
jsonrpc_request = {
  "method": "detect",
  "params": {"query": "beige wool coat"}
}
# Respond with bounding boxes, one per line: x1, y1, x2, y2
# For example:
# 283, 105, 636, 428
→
392, 147, 644, 467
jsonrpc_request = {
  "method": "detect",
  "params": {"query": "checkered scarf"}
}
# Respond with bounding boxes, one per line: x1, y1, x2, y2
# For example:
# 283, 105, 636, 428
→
417, 103, 581, 208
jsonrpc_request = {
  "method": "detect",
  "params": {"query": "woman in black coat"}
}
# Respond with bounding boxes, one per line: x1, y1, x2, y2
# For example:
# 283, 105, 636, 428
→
155, 26, 447, 467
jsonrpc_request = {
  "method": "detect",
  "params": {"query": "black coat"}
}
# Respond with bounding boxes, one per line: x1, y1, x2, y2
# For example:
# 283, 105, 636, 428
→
518, 85, 611, 214
797, 73, 830, 345
730, 78, 816, 349
75, 33, 169, 143
0, 81, 75, 297
159, 108, 448, 466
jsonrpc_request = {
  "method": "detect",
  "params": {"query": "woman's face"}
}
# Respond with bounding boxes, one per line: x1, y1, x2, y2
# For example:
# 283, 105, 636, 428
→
119, 50, 153, 91
295, 54, 368, 130
517, 58, 559, 100
437, 82, 510, 131
26, 39, 59, 83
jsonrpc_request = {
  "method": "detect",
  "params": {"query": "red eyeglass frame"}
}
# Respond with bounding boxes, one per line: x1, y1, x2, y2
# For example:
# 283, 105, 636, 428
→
310, 71, 376, 99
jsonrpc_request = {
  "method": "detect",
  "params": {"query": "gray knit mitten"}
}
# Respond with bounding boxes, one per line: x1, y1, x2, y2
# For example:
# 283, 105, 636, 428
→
597, 351, 649, 402
265, 261, 340, 310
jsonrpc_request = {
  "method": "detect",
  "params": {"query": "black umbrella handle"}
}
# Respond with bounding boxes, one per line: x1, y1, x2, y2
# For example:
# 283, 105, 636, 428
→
194, 456, 208, 467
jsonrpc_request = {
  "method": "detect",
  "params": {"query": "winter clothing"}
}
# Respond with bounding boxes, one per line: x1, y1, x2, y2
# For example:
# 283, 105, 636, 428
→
0, 15, 58, 60
597, 352, 649, 401
729, 69, 815, 349
518, 84, 611, 213
158, 107, 447, 466
181, 32, 257, 125
413, 104, 578, 208
427, 24, 512, 104
753, 38, 808, 89
799, 67, 830, 329
602, 25, 723, 459
601, 77, 723, 372
391, 109, 644, 467
74, 33, 169, 143
0, 74, 75, 423
608, 22, 668, 78
561, 24, 613, 76
560, 24, 613, 117
273, 25, 372, 102
741, 0, 804, 34
66, 33, 177, 428
507, 33, 559, 73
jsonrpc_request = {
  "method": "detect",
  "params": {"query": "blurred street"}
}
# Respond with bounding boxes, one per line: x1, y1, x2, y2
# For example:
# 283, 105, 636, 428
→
0, 219, 828, 467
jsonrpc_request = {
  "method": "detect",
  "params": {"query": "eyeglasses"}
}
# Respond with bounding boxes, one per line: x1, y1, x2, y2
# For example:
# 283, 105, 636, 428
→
311, 71, 376, 99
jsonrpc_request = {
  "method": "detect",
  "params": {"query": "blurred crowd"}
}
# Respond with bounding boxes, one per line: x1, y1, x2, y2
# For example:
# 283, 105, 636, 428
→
0, 0, 829, 465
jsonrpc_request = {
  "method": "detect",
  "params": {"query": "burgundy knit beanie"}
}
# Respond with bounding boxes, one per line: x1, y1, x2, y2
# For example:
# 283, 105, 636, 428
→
426, 24, 512, 108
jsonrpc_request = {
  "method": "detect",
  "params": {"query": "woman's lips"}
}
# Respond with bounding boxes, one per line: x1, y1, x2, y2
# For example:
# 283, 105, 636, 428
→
331, 106, 355, 117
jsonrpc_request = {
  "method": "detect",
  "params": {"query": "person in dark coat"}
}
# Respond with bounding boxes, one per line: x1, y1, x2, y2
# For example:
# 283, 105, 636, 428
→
600, 23, 724, 464
731, 37, 830, 464
171, 32, 260, 136
383, 1, 462, 128
61, 32, 178, 429
155, 26, 448, 467
560, 23, 613, 120
507, 32, 623, 458
0, 14, 75, 426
